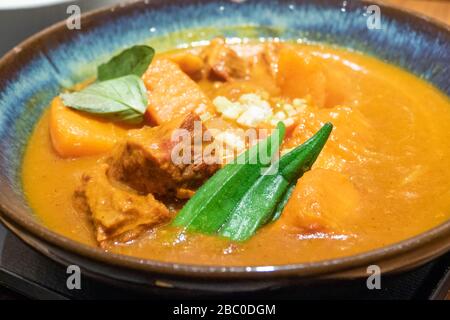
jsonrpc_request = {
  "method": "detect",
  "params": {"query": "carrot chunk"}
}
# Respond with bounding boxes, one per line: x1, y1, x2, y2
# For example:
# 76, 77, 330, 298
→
277, 47, 327, 107
142, 58, 213, 125
277, 47, 358, 108
165, 52, 204, 79
277, 168, 360, 233
49, 97, 125, 158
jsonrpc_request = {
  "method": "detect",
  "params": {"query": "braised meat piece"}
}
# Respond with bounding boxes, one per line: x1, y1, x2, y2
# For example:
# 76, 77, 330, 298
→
202, 38, 248, 81
109, 113, 219, 197
74, 164, 170, 244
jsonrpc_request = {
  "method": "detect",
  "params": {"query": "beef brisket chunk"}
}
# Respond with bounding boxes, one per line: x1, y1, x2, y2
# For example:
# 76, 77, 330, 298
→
74, 164, 170, 244
108, 113, 219, 197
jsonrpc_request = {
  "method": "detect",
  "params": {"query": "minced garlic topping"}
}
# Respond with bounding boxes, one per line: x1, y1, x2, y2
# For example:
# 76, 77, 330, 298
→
212, 93, 306, 128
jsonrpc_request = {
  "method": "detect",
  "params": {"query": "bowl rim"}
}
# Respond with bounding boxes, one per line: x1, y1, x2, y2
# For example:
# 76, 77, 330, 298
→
0, 0, 449, 279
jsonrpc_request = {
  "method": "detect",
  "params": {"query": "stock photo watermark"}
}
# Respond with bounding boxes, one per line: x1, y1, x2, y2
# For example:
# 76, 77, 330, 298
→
66, 265, 81, 290
366, 265, 382, 290
66, 5, 81, 30
64, 3, 383, 31
366, 5, 382, 30
63, 264, 382, 294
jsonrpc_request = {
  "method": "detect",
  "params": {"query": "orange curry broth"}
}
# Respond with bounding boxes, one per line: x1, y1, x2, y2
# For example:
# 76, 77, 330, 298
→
21, 42, 450, 266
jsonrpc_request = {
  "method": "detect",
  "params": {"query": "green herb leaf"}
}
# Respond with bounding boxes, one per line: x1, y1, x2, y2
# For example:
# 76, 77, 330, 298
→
97, 45, 155, 81
60, 75, 148, 124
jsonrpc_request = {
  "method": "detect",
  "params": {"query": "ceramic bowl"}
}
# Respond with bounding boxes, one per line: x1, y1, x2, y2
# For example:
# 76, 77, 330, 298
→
0, 0, 449, 293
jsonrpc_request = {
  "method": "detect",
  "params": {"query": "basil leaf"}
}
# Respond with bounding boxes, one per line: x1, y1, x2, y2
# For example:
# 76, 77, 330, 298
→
61, 75, 148, 124
97, 45, 155, 81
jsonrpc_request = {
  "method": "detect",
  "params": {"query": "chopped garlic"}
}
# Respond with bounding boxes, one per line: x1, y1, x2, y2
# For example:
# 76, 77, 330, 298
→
283, 118, 294, 127
270, 112, 287, 126
293, 98, 307, 112
199, 111, 213, 122
237, 105, 272, 127
215, 131, 245, 152
213, 93, 274, 127
213, 96, 244, 120
236, 94, 273, 127
238, 93, 271, 109
195, 103, 207, 114
283, 103, 297, 117
212, 93, 303, 128
273, 111, 287, 120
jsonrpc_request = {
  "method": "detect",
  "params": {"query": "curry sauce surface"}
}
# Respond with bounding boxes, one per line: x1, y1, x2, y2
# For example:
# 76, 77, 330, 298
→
22, 43, 450, 266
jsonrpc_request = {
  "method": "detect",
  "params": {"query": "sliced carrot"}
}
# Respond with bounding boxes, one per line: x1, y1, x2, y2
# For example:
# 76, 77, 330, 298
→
277, 47, 359, 108
142, 58, 213, 125
277, 47, 327, 108
165, 52, 204, 78
49, 97, 126, 158
277, 168, 360, 233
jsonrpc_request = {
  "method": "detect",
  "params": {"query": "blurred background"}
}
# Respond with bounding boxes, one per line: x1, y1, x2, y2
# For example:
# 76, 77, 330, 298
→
0, 0, 448, 56
0, 0, 124, 56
